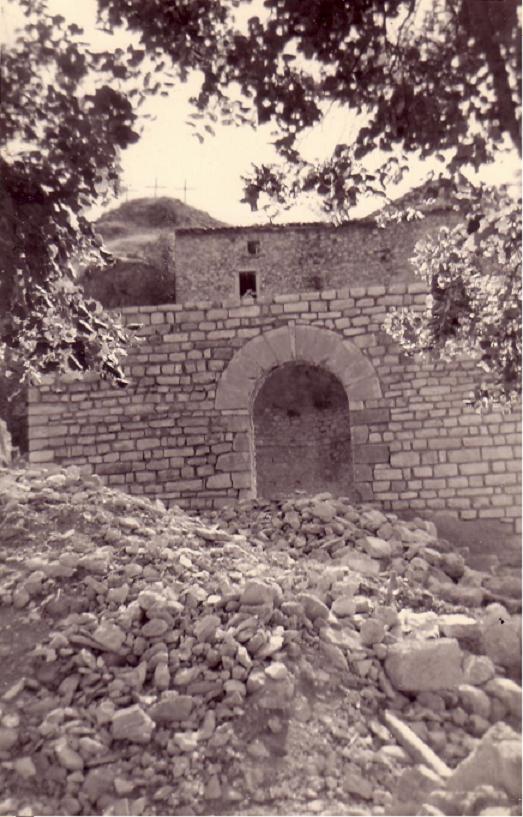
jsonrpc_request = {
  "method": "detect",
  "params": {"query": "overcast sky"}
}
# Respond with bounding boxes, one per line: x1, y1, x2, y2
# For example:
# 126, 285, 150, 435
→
2, 0, 520, 225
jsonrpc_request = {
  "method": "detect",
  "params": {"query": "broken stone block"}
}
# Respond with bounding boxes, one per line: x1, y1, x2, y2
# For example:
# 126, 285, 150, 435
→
361, 535, 392, 560
264, 661, 289, 681
297, 593, 330, 621
141, 618, 169, 638
385, 638, 464, 692
438, 613, 481, 643
485, 677, 522, 720
446, 722, 522, 800
0, 727, 18, 752
310, 500, 337, 522
391, 764, 443, 816
360, 508, 388, 531
343, 770, 373, 800
174, 731, 199, 752
480, 613, 522, 671
83, 765, 117, 802
204, 775, 222, 800
150, 692, 194, 724
339, 551, 380, 575
111, 704, 155, 743
13, 757, 37, 779
193, 614, 221, 642
457, 684, 491, 720
240, 580, 274, 607
246, 668, 267, 694
153, 662, 170, 690
55, 738, 84, 771
440, 552, 465, 581
114, 778, 136, 796
320, 642, 349, 671
359, 618, 386, 646
256, 676, 295, 710
92, 622, 126, 652
461, 784, 511, 816
331, 596, 356, 617
463, 654, 496, 686
374, 604, 400, 628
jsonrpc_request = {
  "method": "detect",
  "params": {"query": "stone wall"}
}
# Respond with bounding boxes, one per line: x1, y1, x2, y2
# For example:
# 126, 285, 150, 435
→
28, 283, 521, 533
174, 211, 461, 302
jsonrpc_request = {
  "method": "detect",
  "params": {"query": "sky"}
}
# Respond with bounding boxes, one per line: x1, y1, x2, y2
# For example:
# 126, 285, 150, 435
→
2, 0, 520, 226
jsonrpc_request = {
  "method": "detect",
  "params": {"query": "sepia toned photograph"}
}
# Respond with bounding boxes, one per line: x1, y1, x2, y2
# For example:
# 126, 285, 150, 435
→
0, 1, 521, 815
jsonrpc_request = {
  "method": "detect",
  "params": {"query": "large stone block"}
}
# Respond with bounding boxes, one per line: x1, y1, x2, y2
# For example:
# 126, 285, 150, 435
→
446, 723, 521, 800
111, 704, 155, 744
485, 677, 522, 720
346, 376, 382, 401
206, 473, 232, 489
216, 451, 250, 472
385, 638, 464, 691
480, 611, 522, 671
294, 324, 339, 364
263, 326, 293, 365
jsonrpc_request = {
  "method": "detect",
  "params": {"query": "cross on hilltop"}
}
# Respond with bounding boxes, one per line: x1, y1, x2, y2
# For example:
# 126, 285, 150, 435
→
122, 177, 196, 202
172, 179, 196, 204
146, 177, 168, 198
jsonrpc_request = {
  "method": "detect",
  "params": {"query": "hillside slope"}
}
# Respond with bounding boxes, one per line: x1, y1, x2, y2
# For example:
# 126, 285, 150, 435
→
95, 197, 227, 259
82, 198, 227, 307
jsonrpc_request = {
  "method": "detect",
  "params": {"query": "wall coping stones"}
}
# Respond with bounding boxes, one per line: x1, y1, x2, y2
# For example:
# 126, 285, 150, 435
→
115, 283, 428, 317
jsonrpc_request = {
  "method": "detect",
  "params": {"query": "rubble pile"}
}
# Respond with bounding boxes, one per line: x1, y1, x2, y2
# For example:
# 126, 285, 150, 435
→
0, 467, 520, 816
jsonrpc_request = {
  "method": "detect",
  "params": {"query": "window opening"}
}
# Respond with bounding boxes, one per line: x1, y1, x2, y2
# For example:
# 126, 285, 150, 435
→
239, 271, 257, 298
247, 239, 260, 256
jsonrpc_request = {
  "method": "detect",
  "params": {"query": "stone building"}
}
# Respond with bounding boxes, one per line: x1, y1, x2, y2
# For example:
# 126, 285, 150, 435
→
173, 209, 461, 302
28, 197, 522, 532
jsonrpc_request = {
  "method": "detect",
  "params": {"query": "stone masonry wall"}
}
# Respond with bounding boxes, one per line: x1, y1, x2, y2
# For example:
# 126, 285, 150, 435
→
28, 283, 521, 533
174, 211, 461, 302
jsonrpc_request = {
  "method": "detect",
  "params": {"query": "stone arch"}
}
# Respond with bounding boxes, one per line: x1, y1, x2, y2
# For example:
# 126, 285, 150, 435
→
215, 323, 382, 411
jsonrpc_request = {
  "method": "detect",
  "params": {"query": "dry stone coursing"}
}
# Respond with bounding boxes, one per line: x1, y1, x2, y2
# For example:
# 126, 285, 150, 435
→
0, 466, 521, 816
27, 286, 522, 532
173, 213, 463, 302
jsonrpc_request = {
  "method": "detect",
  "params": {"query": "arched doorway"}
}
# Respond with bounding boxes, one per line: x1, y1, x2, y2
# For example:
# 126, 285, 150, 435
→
253, 363, 353, 498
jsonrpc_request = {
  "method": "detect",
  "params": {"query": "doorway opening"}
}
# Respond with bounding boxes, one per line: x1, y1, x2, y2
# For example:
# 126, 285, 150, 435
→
252, 363, 353, 498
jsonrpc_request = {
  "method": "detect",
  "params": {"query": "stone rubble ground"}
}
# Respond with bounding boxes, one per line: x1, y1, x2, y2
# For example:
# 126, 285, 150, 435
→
0, 465, 521, 817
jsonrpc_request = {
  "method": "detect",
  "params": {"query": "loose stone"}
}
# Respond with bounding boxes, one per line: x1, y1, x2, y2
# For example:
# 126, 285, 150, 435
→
385, 638, 464, 692
111, 705, 155, 743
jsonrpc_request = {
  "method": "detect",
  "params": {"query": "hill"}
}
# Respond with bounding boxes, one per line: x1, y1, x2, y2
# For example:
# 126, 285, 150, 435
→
81, 198, 227, 308
95, 197, 227, 259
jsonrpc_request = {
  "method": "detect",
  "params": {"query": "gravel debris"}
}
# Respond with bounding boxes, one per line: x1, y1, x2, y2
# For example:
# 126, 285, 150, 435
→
0, 466, 520, 815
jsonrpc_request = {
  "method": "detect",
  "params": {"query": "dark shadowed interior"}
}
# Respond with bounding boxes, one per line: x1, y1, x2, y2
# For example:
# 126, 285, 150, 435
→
253, 363, 353, 498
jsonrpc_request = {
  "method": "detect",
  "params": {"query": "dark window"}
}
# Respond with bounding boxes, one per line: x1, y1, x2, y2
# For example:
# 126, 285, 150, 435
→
247, 239, 260, 256
239, 271, 257, 297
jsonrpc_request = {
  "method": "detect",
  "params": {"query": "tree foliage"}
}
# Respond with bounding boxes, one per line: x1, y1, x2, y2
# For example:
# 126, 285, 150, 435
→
1, 0, 144, 385
384, 183, 521, 406
1, 0, 521, 403
95, 0, 521, 213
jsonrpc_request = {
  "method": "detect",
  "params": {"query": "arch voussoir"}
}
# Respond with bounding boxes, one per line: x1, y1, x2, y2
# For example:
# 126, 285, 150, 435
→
214, 323, 381, 411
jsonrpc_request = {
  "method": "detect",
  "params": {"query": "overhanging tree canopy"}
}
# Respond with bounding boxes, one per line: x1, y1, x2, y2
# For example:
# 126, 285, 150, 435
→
1, 0, 521, 402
